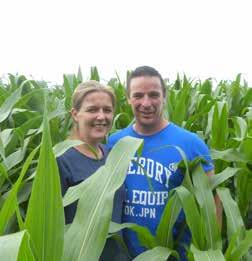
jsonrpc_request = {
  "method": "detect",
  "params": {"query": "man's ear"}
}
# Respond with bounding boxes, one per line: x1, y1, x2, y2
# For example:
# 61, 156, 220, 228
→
127, 93, 132, 105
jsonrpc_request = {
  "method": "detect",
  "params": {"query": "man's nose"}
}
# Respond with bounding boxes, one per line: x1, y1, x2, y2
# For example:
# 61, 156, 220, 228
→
141, 96, 151, 107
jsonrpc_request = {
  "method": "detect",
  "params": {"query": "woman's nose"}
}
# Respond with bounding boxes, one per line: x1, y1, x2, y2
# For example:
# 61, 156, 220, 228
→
96, 110, 106, 119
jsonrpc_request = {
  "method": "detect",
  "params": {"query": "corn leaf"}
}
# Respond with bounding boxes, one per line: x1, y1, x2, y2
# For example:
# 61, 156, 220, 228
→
209, 167, 241, 190
53, 139, 83, 157
192, 164, 221, 249
156, 192, 181, 248
191, 244, 225, 261
133, 246, 178, 261
231, 116, 248, 142
4, 138, 30, 171
175, 186, 205, 249
0, 230, 35, 261
63, 136, 143, 261
155, 145, 194, 248
227, 229, 252, 261
25, 97, 64, 261
0, 84, 23, 123
211, 148, 247, 163
0, 147, 38, 234
216, 188, 245, 244
109, 222, 157, 249
211, 102, 228, 150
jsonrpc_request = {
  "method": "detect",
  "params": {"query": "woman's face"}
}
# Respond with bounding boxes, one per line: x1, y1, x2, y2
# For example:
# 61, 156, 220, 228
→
71, 91, 114, 145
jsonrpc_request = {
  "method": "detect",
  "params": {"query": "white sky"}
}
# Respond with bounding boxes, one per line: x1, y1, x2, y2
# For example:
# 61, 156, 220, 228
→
1, 0, 252, 85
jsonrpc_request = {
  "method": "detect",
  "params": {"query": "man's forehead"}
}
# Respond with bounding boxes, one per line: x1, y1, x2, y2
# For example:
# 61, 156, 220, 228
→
130, 77, 162, 88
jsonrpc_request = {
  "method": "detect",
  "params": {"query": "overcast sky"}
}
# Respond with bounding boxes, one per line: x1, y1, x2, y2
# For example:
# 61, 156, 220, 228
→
1, 0, 252, 85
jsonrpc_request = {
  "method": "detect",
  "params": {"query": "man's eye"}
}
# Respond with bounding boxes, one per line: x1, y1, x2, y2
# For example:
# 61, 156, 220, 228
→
87, 108, 97, 112
104, 108, 112, 113
149, 93, 160, 98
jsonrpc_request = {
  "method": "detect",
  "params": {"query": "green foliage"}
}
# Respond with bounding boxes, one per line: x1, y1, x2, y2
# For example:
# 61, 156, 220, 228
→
0, 69, 252, 260
63, 137, 143, 261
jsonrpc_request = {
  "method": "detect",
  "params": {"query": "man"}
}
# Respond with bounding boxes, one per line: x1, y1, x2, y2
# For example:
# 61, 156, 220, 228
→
107, 66, 215, 260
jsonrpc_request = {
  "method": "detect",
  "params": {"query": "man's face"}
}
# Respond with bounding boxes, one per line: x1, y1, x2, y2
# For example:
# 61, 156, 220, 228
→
128, 76, 165, 133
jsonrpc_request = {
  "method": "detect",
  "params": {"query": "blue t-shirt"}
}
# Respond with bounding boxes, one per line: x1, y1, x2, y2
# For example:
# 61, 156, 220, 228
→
107, 123, 214, 259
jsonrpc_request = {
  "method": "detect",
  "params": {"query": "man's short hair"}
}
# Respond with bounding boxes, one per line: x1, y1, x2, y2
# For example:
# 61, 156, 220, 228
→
126, 66, 166, 97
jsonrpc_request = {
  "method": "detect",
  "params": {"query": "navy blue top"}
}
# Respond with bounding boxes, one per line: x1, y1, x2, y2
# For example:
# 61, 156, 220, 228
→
57, 145, 125, 224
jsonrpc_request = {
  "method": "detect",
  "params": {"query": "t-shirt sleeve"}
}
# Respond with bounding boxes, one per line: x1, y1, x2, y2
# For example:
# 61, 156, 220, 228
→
105, 134, 118, 150
190, 134, 214, 173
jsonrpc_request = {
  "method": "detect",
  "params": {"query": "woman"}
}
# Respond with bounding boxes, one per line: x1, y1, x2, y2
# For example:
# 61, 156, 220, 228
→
57, 80, 128, 260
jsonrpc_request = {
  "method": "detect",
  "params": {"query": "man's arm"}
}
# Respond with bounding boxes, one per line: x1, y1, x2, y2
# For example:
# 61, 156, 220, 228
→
206, 170, 222, 228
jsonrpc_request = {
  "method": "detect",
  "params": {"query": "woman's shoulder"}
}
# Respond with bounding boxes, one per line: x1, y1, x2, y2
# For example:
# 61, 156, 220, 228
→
57, 147, 78, 162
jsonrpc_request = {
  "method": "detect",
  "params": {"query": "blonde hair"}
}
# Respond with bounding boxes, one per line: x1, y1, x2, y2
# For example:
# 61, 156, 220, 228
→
72, 80, 116, 111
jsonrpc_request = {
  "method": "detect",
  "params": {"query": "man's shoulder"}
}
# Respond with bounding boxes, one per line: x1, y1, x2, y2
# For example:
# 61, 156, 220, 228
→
169, 123, 199, 140
107, 125, 133, 148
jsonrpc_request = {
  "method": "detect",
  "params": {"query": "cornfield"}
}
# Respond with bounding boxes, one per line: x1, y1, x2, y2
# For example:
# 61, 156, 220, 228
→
0, 67, 251, 260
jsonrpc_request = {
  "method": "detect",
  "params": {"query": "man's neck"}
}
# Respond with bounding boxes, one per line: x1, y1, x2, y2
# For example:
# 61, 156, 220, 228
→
134, 119, 169, 136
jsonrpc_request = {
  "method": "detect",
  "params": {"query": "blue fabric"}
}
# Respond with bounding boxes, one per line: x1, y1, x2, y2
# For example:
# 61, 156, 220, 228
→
107, 123, 214, 259
57, 146, 106, 223
57, 146, 125, 224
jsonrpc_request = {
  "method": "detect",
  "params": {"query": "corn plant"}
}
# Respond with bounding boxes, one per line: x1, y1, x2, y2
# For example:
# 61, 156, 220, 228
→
0, 69, 252, 260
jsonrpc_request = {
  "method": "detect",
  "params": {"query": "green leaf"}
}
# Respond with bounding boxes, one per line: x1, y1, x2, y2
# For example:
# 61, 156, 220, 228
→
228, 229, 252, 261
0, 162, 10, 186
133, 246, 178, 261
0, 134, 5, 159
192, 164, 221, 249
0, 84, 23, 123
209, 167, 241, 190
63, 136, 143, 261
175, 186, 205, 249
109, 222, 157, 250
191, 244, 225, 261
77, 66, 83, 82
25, 96, 64, 261
63, 74, 74, 111
156, 192, 181, 248
217, 188, 245, 244
231, 116, 247, 142
224, 229, 241, 260
236, 168, 252, 219
0, 147, 38, 234
53, 139, 83, 157
0, 230, 35, 261
4, 138, 30, 171
240, 137, 252, 162
211, 148, 247, 163
211, 102, 228, 150
90, 66, 100, 81
17, 230, 35, 261
169, 81, 191, 126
